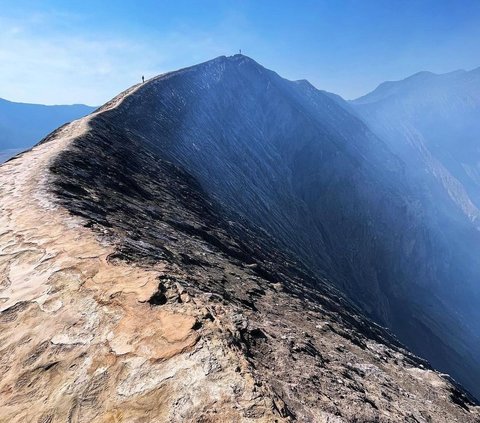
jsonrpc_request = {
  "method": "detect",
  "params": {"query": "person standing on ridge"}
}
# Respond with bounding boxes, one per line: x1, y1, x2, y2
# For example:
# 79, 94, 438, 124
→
142, 75, 145, 83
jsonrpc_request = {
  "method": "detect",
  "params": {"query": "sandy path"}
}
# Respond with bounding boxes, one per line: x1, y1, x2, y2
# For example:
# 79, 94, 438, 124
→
0, 82, 147, 313
0, 83, 268, 422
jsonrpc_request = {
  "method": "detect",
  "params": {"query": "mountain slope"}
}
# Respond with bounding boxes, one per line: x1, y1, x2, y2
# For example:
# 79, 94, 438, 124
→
352, 67, 480, 220
351, 69, 480, 396
0, 56, 479, 422
63, 55, 480, 399
0, 97, 95, 162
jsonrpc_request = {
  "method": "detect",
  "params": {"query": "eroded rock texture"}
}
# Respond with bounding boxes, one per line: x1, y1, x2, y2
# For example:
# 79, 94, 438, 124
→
0, 56, 479, 422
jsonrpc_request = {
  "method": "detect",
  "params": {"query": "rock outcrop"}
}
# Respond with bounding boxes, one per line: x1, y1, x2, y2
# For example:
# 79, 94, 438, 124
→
0, 56, 479, 422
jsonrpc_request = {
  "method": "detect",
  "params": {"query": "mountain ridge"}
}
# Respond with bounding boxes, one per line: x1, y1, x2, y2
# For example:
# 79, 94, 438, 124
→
353, 66, 479, 105
43, 55, 480, 400
0, 55, 479, 421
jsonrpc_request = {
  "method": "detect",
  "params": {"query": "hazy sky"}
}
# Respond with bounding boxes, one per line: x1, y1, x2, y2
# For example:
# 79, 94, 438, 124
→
1, 0, 480, 105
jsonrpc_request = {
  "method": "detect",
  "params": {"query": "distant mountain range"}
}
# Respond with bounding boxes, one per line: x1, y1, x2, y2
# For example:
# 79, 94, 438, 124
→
0, 97, 95, 162
352, 67, 480, 223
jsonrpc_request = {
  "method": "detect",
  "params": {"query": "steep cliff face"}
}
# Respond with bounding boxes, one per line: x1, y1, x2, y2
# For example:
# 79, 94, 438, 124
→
0, 56, 479, 422
351, 68, 480, 396
82, 55, 414, 313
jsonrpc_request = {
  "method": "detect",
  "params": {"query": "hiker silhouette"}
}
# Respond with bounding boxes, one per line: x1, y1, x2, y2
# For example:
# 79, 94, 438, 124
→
142, 76, 145, 83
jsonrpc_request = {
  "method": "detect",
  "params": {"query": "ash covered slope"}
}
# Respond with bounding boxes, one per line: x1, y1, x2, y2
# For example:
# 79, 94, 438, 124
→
53, 55, 480, 399
0, 56, 478, 422
351, 68, 480, 396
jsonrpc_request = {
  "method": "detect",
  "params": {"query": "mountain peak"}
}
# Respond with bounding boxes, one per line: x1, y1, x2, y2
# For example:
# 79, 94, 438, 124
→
222, 53, 266, 71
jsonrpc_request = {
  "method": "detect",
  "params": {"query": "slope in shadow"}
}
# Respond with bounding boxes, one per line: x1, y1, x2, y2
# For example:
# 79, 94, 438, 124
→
48, 55, 480, 404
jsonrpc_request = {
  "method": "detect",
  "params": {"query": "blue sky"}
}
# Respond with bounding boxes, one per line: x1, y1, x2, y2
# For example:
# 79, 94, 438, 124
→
1, 0, 479, 105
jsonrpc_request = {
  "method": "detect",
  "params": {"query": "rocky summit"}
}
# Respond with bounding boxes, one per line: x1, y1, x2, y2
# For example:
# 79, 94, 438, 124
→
0, 55, 479, 422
